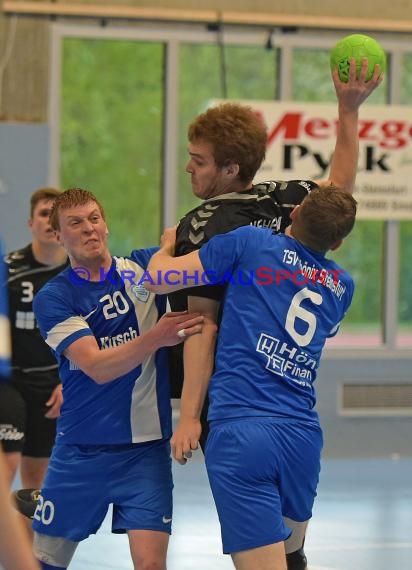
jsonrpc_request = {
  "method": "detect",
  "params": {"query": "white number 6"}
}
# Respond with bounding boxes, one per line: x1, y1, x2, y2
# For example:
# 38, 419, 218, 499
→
285, 287, 322, 347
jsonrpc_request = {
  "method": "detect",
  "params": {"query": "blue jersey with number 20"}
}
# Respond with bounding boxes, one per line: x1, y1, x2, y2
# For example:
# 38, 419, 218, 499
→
33, 248, 171, 445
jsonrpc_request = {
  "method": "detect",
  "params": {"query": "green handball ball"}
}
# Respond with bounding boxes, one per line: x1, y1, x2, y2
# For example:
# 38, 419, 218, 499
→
330, 33, 386, 82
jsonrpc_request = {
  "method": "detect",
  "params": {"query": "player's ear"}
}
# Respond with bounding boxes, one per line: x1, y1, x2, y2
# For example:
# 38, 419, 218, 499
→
224, 163, 240, 178
290, 205, 300, 220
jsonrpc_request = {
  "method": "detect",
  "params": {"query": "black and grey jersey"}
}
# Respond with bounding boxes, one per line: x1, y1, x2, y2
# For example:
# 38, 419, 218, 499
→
170, 179, 318, 308
5, 244, 67, 377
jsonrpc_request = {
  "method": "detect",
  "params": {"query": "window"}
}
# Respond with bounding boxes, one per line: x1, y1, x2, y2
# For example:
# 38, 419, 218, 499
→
61, 38, 164, 254
56, 25, 411, 350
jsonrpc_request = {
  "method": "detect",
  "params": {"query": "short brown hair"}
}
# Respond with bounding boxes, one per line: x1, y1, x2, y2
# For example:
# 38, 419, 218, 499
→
49, 188, 106, 231
30, 187, 61, 217
188, 103, 267, 184
295, 188, 357, 252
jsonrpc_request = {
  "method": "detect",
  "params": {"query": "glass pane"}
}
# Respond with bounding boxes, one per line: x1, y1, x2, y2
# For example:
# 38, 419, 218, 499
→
398, 54, 412, 347
326, 221, 384, 347
61, 38, 164, 254
400, 52, 412, 104
293, 48, 384, 346
399, 222, 412, 347
292, 50, 336, 102
293, 48, 387, 104
178, 43, 278, 218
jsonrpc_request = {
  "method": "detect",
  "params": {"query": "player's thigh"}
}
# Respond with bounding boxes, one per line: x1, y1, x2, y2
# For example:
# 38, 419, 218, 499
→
128, 529, 169, 570
111, 440, 173, 535
0, 450, 21, 486
20, 383, 57, 458
33, 444, 111, 542
20, 455, 49, 488
205, 419, 291, 554
277, 422, 323, 522
232, 542, 287, 570
0, 383, 26, 454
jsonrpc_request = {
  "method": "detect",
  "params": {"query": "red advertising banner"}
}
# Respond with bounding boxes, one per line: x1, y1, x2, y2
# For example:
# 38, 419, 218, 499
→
233, 100, 412, 220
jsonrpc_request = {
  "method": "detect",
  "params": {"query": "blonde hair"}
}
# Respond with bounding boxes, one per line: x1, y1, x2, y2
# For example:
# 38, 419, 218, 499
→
49, 188, 106, 231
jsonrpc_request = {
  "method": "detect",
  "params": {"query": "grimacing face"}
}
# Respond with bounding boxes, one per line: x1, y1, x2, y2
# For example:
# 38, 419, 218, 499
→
55, 201, 109, 268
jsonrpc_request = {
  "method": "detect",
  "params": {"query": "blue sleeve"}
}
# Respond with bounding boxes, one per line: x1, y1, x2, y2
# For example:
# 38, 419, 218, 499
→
129, 247, 159, 270
198, 226, 253, 279
327, 274, 355, 338
33, 282, 92, 357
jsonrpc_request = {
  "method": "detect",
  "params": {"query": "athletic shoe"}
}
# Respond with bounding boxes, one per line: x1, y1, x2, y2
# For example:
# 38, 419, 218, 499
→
12, 488, 40, 519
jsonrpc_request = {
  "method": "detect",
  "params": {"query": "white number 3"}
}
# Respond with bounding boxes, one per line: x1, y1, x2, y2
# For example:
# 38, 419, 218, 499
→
21, 281, 34, 303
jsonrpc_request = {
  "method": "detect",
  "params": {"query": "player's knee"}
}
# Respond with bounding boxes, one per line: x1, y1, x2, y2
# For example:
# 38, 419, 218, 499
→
286, 548, 308, 570
132, 553, 166, 570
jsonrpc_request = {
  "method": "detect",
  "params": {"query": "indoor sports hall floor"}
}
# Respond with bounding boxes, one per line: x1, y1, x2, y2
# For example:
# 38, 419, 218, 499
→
14, 452, 410, 570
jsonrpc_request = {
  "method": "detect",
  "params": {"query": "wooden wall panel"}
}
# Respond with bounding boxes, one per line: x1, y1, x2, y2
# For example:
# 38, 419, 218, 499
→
0, 14, 49, 121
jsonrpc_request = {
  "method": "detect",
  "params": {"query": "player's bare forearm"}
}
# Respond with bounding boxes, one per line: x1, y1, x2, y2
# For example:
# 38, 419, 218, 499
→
147, 248, 204, 293
324, 58, 383, 193
171, 297, 219, 463
172, 327, 217, 463
64, 311, 203, 384
180, 321, 217, 420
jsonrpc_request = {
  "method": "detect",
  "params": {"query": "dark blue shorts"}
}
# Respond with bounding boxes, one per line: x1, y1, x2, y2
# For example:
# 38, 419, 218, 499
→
205, 417, 323, 554
32, 439, 173, 541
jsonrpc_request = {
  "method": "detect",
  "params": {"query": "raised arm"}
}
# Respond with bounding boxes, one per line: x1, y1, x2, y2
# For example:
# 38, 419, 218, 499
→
321, 58, 384, 193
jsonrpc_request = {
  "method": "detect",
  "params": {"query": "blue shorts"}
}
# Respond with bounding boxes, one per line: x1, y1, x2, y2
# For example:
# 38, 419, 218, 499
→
205, 418, 323, 554
32, 439, 173, 542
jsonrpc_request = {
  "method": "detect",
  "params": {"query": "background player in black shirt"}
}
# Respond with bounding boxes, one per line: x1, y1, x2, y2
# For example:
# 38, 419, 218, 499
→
168, 59, 383, 570
0, 188, 67, 490
0, 237, 41, 570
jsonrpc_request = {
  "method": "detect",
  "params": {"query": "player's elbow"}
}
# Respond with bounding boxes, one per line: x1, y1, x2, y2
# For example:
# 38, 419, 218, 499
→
144, 279, 173, 294
87, 368, 111, 384
79, 362, 113, 385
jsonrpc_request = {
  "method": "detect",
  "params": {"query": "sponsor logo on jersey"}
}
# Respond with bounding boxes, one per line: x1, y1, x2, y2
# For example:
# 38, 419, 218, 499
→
251, 217, 282, 231
131, 284, 150, 302
256, 333, 317, 388
99, 326, 138, 348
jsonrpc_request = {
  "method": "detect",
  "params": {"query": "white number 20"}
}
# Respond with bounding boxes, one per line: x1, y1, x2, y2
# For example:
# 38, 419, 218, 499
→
33, 495, 55, 525
100, 291, 129, 320
285, 287, 322, 347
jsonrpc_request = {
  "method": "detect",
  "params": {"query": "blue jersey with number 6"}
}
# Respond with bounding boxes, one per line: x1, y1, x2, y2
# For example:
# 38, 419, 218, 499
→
33, 248, 171, 445
198, 226, 354, 423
